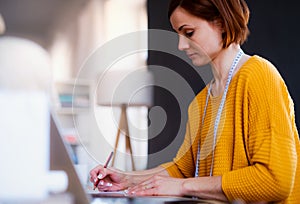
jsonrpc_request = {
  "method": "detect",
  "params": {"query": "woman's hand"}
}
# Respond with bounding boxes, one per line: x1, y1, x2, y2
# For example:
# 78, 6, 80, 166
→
89, 165, 130, 191
126, 175, 185, 197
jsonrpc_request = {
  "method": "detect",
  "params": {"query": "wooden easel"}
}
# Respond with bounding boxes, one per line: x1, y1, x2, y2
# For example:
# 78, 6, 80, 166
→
111, 105, 135, 171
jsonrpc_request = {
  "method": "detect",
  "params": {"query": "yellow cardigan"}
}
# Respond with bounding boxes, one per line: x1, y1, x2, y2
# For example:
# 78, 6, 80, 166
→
161, 55, 300, 203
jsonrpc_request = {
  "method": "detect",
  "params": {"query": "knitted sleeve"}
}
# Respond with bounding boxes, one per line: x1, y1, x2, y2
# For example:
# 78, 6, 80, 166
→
222, 57, 297, 202
160, 117, 197, 178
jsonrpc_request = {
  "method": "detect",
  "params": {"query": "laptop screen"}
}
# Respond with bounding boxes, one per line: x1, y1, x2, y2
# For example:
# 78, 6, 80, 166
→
49, 114, 91, 204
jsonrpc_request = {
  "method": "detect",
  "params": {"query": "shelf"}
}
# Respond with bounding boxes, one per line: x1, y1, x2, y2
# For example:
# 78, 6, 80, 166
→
53, 79, 92, 114
52, 78, 93, 149
56, 107, 90, 115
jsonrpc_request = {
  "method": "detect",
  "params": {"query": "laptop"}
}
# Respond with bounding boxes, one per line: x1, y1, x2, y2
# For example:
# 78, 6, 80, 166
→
50, 114, 124, 203
49, 114, 220, 204
49, 113, 92, 204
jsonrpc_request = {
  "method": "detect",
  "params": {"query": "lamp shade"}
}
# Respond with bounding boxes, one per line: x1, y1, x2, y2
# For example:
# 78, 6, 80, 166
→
97, 69, 154, 107
0, 36, 51, 91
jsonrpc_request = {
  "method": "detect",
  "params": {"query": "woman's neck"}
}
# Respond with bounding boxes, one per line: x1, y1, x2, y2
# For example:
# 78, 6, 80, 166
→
210, 44, 241, 96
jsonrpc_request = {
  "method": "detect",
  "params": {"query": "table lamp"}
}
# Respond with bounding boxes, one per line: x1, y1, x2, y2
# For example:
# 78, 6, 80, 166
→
96, 69, 153, 170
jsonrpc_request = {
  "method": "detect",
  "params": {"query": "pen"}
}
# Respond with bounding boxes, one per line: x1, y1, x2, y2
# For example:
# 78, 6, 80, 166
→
93, 151, 114, 190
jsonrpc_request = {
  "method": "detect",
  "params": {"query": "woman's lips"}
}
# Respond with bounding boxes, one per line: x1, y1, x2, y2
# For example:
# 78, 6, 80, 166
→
187, 53, 196, 58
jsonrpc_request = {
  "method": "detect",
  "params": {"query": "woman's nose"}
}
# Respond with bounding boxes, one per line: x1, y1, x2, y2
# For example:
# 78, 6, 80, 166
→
178, 35, 189, 51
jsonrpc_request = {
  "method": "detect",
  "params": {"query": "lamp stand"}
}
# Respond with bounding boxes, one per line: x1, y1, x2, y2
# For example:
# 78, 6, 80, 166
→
111, 105, 135, 171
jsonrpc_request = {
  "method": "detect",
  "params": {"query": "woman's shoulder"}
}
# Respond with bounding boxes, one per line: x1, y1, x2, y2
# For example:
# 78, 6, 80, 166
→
241, 55, 275, 72
238, 55, 283, 82
235, 54, 289, 97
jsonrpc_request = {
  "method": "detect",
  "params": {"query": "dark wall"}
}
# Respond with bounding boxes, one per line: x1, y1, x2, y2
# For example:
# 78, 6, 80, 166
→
242, 0, 300, 124
147, 0, 206, 168
147, 0, 300, 168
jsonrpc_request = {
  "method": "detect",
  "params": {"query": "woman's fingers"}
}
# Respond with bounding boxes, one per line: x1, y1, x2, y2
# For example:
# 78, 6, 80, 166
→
89, 165, 129, 192
89, 165, 109, 186
95, 178, 113, 190
127, 177, 157, 195
126, 175, 183, 197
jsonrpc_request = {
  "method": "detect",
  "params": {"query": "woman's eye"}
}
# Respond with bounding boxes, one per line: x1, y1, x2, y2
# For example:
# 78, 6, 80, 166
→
185, 31, 194, 37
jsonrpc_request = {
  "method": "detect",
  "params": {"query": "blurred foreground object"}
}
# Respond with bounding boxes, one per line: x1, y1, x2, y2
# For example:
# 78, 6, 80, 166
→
0, 37, 68, 202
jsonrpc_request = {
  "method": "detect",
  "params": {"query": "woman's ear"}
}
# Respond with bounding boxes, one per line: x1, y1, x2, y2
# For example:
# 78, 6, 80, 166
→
212, 18, 225, 33
211, 18, 227, 48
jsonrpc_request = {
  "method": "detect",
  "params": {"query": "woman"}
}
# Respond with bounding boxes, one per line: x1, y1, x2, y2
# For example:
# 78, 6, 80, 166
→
90, 0, 299, 203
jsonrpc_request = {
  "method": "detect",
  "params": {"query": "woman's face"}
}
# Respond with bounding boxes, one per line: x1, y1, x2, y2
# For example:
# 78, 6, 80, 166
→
170, 7, 224, 66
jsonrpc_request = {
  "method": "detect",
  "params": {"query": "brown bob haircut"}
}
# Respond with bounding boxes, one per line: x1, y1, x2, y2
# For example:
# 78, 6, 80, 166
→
168, 0, 250, 48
